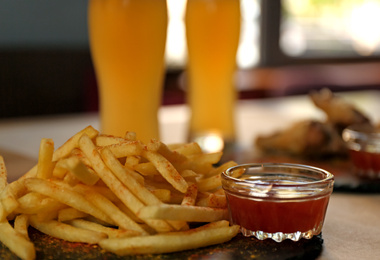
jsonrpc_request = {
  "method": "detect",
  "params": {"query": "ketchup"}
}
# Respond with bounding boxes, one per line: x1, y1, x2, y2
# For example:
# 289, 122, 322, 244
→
225, 193, 330, 234
349, 149, 380, 173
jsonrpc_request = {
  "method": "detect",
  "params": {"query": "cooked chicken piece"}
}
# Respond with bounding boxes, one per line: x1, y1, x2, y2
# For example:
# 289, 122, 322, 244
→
310, 88, 370, 130
255, 120, 347, 158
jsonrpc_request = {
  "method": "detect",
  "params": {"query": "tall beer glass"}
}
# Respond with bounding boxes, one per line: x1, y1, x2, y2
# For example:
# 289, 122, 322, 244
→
88, 0, 168, 142
185, 0, 241, 152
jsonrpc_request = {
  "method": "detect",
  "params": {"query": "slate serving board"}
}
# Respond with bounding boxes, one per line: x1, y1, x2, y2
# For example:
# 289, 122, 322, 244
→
0, 228, 323, 260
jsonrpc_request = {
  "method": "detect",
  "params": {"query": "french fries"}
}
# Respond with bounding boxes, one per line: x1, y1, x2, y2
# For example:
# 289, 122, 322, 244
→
100, 220, 239, 255
0, 125, 240, 259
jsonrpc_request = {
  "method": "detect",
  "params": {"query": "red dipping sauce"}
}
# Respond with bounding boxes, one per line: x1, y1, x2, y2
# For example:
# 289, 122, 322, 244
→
226, 193, 330, 234
343, 125, 380, 179
221, 163, 334, 242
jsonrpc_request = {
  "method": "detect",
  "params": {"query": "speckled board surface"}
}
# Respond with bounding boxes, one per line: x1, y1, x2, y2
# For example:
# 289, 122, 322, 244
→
0, 227, 323, 260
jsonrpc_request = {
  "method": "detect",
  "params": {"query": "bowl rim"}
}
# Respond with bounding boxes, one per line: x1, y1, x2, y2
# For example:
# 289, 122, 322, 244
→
222, 163, 335, 188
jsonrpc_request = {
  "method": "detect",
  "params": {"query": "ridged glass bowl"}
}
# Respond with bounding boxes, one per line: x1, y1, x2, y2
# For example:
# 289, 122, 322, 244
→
221, 163, 334, 242
343, 124, 380, 179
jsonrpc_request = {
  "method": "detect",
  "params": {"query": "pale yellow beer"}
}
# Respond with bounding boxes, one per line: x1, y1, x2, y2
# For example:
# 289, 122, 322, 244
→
185, 0, 241, 151
88, 0, 168, 142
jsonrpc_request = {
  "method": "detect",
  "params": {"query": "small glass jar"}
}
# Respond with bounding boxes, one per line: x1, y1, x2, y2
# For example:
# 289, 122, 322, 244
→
221, 163, 334, 242
342, 124, 380, 179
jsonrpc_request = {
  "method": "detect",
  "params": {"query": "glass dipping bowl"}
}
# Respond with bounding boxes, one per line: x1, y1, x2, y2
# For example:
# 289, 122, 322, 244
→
221, 163, 334, 242
342, 124, 380, 179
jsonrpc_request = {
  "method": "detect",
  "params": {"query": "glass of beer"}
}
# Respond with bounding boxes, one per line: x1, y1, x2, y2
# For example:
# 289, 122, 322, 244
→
185, 0, 241, 153
88, 0, 168, 143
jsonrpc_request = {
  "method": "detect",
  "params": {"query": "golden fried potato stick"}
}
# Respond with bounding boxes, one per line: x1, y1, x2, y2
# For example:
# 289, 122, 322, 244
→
95, 134, 128, 146
0, 220, 35, 260
99, 220, 239, 255
181, 183, 198, 206
52, 125, 99, 161
101, 141, 143, 158
0, 156, 7, 190
58, 207, 88, 222
55, 156, 99, 186
36, 138, 54, 179
67, 219, 141, 239
142, 150, 188, 193
137, 204, 228, 222
134, 162, 160, 176
29, 215, 107, 244
196, 192, 227, 208
169, 142, 203, 156
24, 178, 114, 225
196, 174, 222, 192
147, 139, 187, 164
206, 160, 238, 177
14, 214, 30, 240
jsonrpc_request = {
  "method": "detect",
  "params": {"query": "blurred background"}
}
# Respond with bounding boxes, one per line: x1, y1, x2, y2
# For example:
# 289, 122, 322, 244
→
1, 0, 380, 118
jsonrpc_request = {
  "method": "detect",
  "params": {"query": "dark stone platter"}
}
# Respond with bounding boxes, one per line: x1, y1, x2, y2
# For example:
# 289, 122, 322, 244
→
0, 228, 323, 260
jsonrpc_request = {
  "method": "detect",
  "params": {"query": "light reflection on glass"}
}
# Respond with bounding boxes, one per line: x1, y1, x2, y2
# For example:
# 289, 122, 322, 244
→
192, 132, 225, 153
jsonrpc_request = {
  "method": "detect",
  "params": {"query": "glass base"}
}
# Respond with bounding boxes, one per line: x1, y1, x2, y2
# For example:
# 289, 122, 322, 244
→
240, 227, 319, 243
188, 131, 235, 154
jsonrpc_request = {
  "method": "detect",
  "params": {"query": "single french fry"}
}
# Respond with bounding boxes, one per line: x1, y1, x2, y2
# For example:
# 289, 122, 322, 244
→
0, 220, 35, 260
142, 150, 188, 193
147, 140, 187, 164
196, 174, 222, 192
63, 171, 80, 186
0, 192, 18, 217
58, 207, 88, 222
56, 156, 99, 186
137, 204, 228, 222
178, 152, 223, 174
95, 134, 127, 146
170, 142, 203, 156
206, 160, 238, 177
181, 183, 198, 206
149, 189, 171, 203
125, 155, 140, 168
52, 164, 67, 179
70, 148, 92, 166
102, 141, 143, 158
52, 125, 99, 161
36, 138, 54, 179
134, 162, 160, 176
67, 219, 142, 239
196, 192, 227, 208
0, 182, 22, 219
124, 131, 137, 141
180, 169, 199, 183
29, 215, 107, 244
24, 178, 114, 225
188, 152, 223, 165
0, 156, 7, 190
99, 221, 239, 255
14, 214, 30, 240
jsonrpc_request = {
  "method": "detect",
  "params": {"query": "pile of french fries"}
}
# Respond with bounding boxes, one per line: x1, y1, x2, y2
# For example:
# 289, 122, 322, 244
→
0, 126, 240, 260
